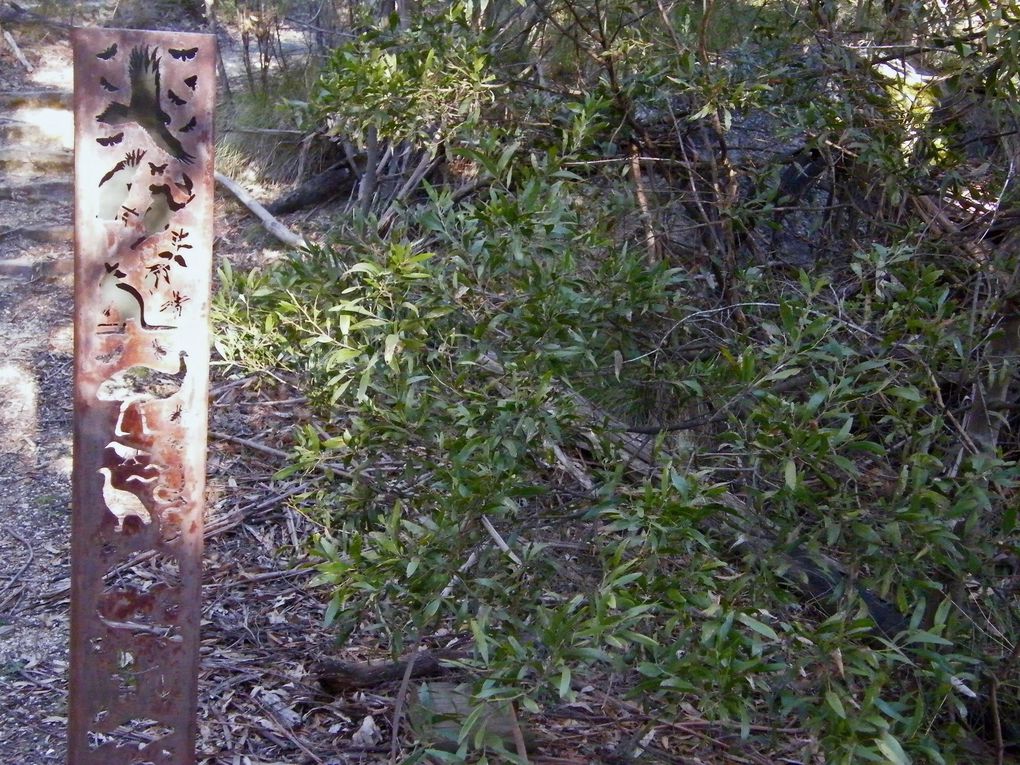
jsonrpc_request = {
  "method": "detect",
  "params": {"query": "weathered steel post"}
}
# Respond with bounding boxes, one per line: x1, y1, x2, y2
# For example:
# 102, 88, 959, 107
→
70, 28, 214, 765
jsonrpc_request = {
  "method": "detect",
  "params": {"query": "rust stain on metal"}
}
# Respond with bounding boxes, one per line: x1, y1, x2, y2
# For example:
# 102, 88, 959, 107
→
70, 28, 214, 765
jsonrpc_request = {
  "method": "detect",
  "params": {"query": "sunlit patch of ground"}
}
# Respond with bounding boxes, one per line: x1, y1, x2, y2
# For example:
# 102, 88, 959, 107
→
11, 106, 73, 150
0, 363, 38, 462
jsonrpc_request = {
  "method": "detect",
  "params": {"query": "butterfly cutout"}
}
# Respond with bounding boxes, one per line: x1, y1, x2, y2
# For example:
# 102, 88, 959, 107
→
169, 47, 198, 61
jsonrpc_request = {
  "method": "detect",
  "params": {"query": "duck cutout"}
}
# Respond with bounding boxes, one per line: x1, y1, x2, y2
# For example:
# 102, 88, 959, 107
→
96, 350, 188, 439
98, 262, 176, 334
96, 46, 195, 164
98, 467, 152, 532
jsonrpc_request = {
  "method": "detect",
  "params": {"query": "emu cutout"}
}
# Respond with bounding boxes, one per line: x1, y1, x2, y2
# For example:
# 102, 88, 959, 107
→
70, 28, 214, 765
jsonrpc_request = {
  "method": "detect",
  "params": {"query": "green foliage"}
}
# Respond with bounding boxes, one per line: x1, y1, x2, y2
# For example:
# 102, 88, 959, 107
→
311, 3, 499, 147
215, 0, 1020, 761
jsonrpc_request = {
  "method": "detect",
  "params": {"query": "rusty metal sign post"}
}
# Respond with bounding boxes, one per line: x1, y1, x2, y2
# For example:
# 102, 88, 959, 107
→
70, 28, 214, 765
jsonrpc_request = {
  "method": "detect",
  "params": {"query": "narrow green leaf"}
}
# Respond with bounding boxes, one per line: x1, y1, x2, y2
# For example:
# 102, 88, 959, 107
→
887, 385, 923, 402
825, 689, 847, 719
384, 333, 400, 364
784, 459, 798, 490
876, 731, 910, 764
558, 666, 571, 698
737, 612, 779, 641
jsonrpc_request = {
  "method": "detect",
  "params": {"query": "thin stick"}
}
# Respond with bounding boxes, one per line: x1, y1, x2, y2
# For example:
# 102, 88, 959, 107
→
481, 515, 523, 566
508, 703, 531, 763
378, 151, 440, 235
0, 523, 34, 609
210, 429, 290, 460
389, 646, 421, 763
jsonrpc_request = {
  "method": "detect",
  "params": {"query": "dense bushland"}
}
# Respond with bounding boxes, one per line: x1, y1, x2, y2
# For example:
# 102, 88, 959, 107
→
214, 0, 1020, 761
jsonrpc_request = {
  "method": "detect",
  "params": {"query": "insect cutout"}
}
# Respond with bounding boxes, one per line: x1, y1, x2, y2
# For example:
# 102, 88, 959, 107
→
169, 47, 198, 61
96, 42, 118, 60
161, 291, 190, 317
96, 46, 195, 164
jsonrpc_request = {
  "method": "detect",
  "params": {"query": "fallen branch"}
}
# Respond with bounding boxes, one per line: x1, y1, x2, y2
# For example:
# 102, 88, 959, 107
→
315, 650, 460, 693
265, 163, 353, 216
0, 22, 31, 71
214, 170, 308, 250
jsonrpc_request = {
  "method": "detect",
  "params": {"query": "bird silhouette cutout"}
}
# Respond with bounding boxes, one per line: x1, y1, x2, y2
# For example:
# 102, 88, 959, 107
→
98, 467, 152, 532
98, 262, 176, 334
97, 351, 188, 439
97, 350, 188, 402
96, 46, 195, 164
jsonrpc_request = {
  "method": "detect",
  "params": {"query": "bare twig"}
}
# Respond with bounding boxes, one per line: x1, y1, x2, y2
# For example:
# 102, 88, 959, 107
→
0, 2, 73, 30
628, 145, 658, 262
390, 644, 421, 764
0, 522, 33, 610
378, 151, 441, 235
210, 429, 291, 460
508, 702, 531, 763
481, 515, 523, 566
